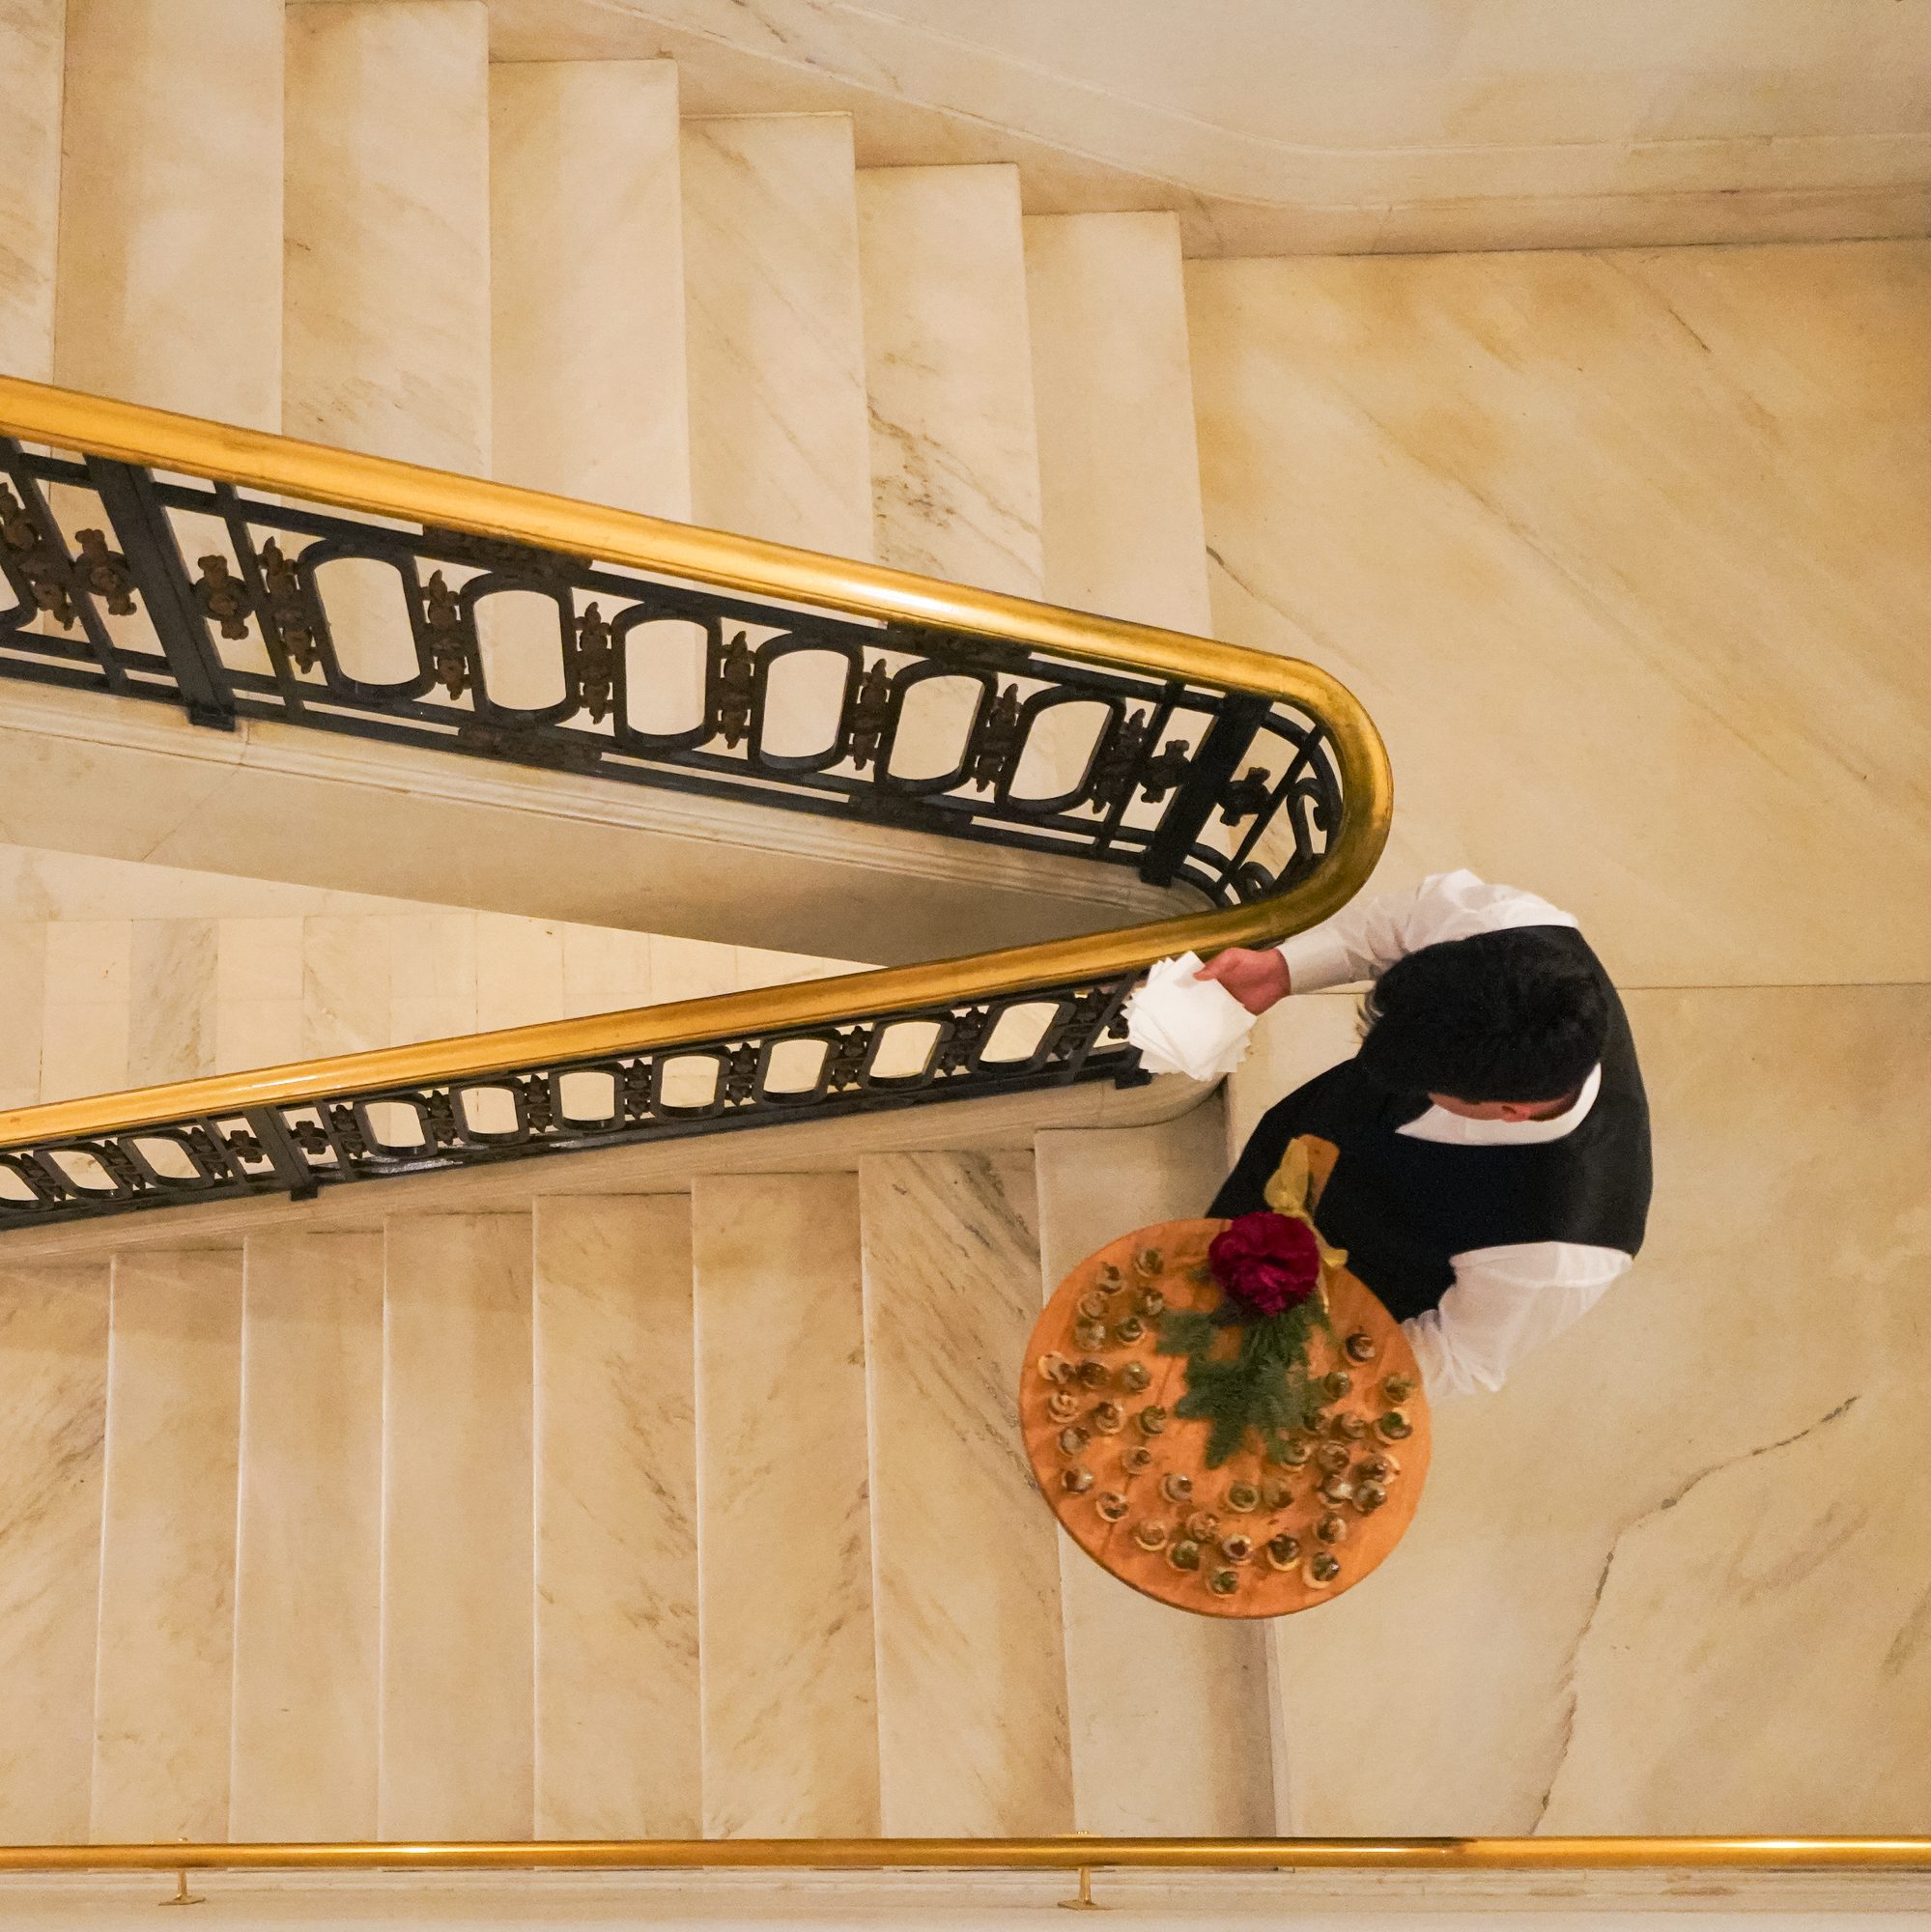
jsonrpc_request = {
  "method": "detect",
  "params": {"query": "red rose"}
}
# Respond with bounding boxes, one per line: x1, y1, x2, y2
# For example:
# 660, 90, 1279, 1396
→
1207, 1211, 1320, 1319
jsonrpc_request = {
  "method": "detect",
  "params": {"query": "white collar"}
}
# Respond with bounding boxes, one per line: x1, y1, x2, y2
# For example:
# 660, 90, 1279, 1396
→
1396, 1062, 1603, 1147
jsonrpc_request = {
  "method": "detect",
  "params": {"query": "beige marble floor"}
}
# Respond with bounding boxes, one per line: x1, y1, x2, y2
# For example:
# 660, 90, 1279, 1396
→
859, 1151, 1073, 1836
229, 1232, 383, 1842
0, 1261, 108, 1844
532, 1196, 700, 1839
1186, 239, 1931, 991
692, 1174, 879, 1836
1267, 984, 1931, 1835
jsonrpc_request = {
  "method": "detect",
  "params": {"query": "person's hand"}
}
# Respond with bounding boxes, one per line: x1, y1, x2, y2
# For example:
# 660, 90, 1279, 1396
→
1195, 947, 1292, 1016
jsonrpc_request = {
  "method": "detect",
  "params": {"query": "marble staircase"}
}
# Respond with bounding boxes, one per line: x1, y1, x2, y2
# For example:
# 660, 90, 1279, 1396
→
0, 1109, 1276, 1844
1, 0, 1206, 964
0, 10, 1257, 1842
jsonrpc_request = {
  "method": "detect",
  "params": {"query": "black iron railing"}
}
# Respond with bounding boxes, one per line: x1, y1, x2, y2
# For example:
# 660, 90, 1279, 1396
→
1, 441, 1327, 905
0, 378, 1391, 1232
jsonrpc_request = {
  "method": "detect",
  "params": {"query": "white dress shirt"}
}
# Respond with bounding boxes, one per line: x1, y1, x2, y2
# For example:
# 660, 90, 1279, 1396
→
1275, 870, 1632, 1401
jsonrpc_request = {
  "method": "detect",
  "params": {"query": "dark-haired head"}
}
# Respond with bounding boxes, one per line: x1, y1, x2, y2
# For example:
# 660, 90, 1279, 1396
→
1356, 927, 1607, 1113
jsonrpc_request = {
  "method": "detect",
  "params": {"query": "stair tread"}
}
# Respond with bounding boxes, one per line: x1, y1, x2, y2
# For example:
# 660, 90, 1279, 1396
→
92, 1249, 242, 1841
231, 1230, 383, 1842
691, 1173, 878, 1836
380, 1212, 534, 1840
858, 1151, 1072, 1836
0, 1261, 110, 1843
533, 1195, 700, 1838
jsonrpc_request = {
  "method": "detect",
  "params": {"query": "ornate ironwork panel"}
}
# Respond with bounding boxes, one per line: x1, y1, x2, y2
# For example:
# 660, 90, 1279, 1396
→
0, 439, 1344, 908
0, 975, 1144, 1232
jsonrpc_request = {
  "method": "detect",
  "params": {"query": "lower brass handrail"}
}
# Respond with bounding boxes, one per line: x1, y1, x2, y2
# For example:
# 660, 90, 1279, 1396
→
0, 1836, 1925, 1873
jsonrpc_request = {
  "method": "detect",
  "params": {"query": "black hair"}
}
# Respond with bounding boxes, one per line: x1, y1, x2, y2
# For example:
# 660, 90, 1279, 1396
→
1354, 927, 1607, 1104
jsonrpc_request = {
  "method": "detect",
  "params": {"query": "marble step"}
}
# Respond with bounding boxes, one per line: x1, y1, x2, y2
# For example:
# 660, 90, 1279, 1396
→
1033, 1111, 1278, 1834
854, 164, 1046, 787
857, 1151, 1073, 1835
682, 114, 873, 562
379, 1212, 534, 1840
531, 1195, 700, 1837
230, 1230, 383, 1841
690, 1173, 878, 1835
492, 58, 692, 525
0, 0, 63, 384
91, 1248, 243, 1841
0, 1258, 111, 1844
0, 845, 845, 1109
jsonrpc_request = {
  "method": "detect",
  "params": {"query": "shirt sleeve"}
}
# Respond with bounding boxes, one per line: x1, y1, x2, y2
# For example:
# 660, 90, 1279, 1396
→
1277, 869, 1578, 992
1403, 1242, 1630, 1401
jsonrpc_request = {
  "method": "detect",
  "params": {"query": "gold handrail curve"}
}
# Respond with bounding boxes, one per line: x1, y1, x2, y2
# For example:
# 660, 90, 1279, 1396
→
0, 1836, 1926, 1873
0, 377, 1392, 1152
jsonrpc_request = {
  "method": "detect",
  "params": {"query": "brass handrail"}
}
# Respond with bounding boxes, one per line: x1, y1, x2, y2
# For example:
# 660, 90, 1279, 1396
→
0, 377, 1390, 1158
0, 1836, 1925, 1873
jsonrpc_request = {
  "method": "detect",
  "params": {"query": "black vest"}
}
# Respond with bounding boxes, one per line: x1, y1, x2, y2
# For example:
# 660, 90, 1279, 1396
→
1208, 926, 1652, 1322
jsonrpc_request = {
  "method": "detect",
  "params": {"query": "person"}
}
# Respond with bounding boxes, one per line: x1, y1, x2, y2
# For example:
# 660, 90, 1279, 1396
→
1197, 870, 1651, 1401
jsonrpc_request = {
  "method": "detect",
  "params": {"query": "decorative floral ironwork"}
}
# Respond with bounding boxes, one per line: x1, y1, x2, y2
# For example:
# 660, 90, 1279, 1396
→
193, 554, 253, 639
1088, 709, 1151, 812
258, 539, 321, 673
847, 658, 894, 771
1138, 738, 1193, 802
573, 602, 614, 724
421, 571, 469, 698
712, 629, 755, 749
967, 684, 1024, 792
1219, 765, 1275, 823
73, 530, 135, 616
0, 483, 76, 627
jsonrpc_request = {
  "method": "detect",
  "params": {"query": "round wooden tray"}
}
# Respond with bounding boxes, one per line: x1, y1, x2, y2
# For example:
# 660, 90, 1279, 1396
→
1020, 1217, 1431, 1617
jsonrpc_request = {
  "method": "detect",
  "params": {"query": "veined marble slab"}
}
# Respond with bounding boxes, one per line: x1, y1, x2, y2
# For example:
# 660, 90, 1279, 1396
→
1033, 1109, 1276, 1836
1024, 213, 1211, 638
859, 1151, 1071, 1835
533, 1196, 699, 1838
682, 116, 873, 560
1269, 985, 1931, 1834
91, 1249, 242, 1841
692, 1174, 878, 1836
0, 0, 62, 382
857, 165, 1044, 601
285, 0, 491, 475
128, 919, 218, 1089
492, 59, 691, 523
230, 1232, 383, 1840
380, 1212, 534, 1840
0, 1262, 108, 1843
53, 0, 282, 426
1185, 240, 1931, 989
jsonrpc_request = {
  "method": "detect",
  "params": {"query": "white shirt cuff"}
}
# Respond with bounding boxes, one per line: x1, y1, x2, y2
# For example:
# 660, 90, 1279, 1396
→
1276, 925, 1363, 993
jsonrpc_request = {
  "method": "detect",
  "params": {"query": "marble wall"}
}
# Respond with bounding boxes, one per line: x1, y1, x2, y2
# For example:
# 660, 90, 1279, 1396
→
488, 0, 1931, 257
1186, 239, 1931, 991
1259, 984, 1931, 1834
0, 0, 63, 382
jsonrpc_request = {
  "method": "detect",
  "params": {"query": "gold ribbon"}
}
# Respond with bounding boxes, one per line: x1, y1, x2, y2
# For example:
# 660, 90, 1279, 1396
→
1262, 1136, 1347, 1311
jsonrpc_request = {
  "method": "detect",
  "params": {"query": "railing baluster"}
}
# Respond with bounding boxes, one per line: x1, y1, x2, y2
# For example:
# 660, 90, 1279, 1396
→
83, 456, 238, 731
1137, 693, 1271, 889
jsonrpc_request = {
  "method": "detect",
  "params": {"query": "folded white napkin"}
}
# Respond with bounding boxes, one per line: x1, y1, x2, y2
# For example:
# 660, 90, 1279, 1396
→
1123, 952, 1258, 1080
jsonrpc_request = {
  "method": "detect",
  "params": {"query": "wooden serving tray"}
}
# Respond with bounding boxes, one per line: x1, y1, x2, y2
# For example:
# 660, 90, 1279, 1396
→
1020, 1218, 1431, 1617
